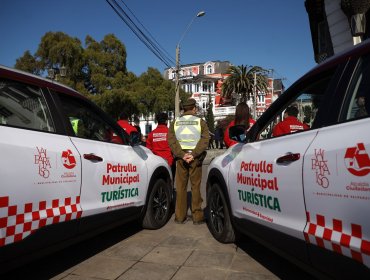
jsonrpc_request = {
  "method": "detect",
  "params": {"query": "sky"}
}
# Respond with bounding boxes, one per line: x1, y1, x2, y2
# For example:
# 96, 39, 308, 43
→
0, 0, 316, 88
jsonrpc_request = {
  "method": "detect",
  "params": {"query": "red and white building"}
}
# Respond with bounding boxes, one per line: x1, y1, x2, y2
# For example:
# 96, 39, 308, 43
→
164, 60, 284, 120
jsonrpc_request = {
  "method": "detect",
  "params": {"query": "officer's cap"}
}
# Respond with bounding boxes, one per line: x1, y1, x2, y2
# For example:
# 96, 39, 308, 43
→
182, 98, 196, 108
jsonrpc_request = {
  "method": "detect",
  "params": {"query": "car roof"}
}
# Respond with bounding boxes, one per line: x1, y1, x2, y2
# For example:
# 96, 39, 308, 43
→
0, 64, 85, 99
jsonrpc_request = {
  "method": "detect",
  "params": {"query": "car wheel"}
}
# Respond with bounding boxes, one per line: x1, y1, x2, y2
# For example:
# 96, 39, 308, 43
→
142, 178, 171, 229
206, 183, 235, 243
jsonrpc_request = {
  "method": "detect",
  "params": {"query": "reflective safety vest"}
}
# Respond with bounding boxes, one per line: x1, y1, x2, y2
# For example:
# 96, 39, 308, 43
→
70, 117, 83, 136
174, 115, 201, 150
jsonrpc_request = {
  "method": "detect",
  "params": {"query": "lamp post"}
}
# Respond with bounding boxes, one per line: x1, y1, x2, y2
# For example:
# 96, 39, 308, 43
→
48, 65, 66, 81
252, 68, 271, 119
175, 11, 205, 118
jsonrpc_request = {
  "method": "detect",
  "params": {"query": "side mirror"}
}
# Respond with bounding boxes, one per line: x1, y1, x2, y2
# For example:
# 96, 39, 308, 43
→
129, 131, 141, 146
229, 125, 247, 143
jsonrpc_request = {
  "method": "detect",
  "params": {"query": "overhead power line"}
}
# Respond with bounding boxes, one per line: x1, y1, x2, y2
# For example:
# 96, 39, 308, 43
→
106, 0, 175, 68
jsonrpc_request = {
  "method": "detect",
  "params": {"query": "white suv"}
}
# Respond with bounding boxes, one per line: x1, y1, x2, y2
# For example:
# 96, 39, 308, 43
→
206, 41, 370, 279
0, 65, 173, 270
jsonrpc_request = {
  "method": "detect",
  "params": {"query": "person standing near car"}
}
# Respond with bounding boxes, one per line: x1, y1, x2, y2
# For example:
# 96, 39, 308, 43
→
146, 112, 175, 176
224, 102, 255, 148
168, 98, 209, 225
117, 111, 137, 135
272, 105, 309, 137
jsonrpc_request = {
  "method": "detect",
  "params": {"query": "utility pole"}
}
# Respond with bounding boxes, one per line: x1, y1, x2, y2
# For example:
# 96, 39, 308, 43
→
175, 46, 180, 118
253, 72, 257, 119
174, 11, 205, 118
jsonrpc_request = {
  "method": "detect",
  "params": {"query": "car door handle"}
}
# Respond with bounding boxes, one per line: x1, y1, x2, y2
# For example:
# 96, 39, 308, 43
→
83, 153, 103, 162
276, 153, 300, 164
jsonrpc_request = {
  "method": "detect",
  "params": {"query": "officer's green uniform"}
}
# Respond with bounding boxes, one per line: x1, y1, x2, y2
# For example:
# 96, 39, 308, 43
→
168, 99, 210, 223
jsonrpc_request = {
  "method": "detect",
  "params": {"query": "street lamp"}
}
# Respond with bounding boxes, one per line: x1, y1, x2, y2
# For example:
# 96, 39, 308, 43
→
175, 11, 206, 118
252, 68, 271, 119
48, 65, 67, 81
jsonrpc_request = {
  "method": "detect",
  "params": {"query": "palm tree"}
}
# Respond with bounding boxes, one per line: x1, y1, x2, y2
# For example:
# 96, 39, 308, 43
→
222, 65, 268, 104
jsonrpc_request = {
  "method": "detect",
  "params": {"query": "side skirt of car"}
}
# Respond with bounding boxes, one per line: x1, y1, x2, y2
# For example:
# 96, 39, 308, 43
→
233, 217, 370, 279
0, 206, 144, 273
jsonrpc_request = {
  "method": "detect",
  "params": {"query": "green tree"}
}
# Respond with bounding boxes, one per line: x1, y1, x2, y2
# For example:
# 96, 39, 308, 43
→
84, 34, 127, 94
14, 51, 41, 75
222, 65, 268, 103
13, 31, 179, 120
205, 97, 215, 133
37, 31, 85, 88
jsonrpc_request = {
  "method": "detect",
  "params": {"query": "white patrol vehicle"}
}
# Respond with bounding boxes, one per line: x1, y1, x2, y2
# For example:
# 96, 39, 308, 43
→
0, 65, 173, 270
206, 40, 370, 279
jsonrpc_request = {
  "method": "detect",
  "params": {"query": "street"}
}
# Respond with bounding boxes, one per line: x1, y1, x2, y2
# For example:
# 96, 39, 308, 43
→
1, 150, 314, 280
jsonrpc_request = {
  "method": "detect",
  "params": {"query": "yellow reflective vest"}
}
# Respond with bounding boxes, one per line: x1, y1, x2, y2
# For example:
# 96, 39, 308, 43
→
174, 115, 201, 150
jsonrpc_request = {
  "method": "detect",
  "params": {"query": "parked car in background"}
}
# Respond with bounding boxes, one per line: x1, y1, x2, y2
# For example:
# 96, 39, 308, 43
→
206, 40, 370, 279
0, 65, 173, 270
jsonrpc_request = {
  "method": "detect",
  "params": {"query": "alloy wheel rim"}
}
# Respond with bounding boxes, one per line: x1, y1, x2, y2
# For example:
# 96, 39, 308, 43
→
210, 191, 224, 234
153, 185, 168, 221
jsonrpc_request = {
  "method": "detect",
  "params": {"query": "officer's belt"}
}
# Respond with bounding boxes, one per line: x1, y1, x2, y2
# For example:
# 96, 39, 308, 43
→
182, 149, 193, 153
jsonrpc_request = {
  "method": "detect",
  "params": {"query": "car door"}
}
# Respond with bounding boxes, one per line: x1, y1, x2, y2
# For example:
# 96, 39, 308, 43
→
227, 72, 337, 262
303, 53, 370, 275
0, 78, 82, 254
56, 93, 148, 221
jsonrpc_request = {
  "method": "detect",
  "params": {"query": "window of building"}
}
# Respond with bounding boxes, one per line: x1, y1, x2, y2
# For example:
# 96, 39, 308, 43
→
202, 81, 213, 92
258, 94, 265, 104
195, 83, 200, 92
206, 65, 213, 74
186, 84, 192, 93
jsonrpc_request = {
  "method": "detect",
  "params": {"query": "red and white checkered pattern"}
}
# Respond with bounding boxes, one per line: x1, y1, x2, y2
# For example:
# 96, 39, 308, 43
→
304, 212, 370, 268
0, 196, 82, 247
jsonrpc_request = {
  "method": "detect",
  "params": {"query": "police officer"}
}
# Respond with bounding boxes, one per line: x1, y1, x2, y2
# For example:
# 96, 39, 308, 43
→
168, 98, 209, 225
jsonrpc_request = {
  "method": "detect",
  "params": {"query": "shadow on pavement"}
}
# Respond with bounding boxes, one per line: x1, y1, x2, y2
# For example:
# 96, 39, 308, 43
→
1, 221, 142, 280
234, 237, 316, 280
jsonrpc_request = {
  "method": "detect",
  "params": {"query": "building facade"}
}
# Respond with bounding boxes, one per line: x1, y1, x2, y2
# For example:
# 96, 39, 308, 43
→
164, 61, 284, 121
305, 0, 370, 62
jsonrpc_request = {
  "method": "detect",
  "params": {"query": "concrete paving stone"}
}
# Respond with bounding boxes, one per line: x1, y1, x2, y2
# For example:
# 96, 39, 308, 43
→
141, 225, 177, 238
141, 246, 193, 266
230, 253, 277, 276
49, 266, 79, 280
226, 272, 280, 280
160, 235, 199, 249
117, 261, 178, 280
172, 266, 228, 280
184, 250, 234, 269
119, 229, 169, 245
70, 255, 136, 279
166, 220, 211, 238
103, 241, 156, 261
59, 275, 97, 280
194, 235, 238, 253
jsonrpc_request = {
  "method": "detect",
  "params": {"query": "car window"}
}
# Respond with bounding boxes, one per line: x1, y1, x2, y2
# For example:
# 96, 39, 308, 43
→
342, 54, 370, 121
58, 93, 125, 144
0, 78, 55, 132
258, 76, 332, 140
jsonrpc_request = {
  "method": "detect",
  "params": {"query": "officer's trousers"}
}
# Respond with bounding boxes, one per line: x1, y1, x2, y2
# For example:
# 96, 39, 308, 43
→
174, 158, 204, 222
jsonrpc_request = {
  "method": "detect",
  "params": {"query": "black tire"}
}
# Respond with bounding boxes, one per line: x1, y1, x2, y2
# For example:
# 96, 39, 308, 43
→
206, 183, 235, 243
142, 178, 172, 229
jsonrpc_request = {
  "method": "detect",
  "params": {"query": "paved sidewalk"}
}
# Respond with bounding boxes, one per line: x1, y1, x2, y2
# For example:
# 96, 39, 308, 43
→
46, 149, 281, 280
50, 217, 280, 280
